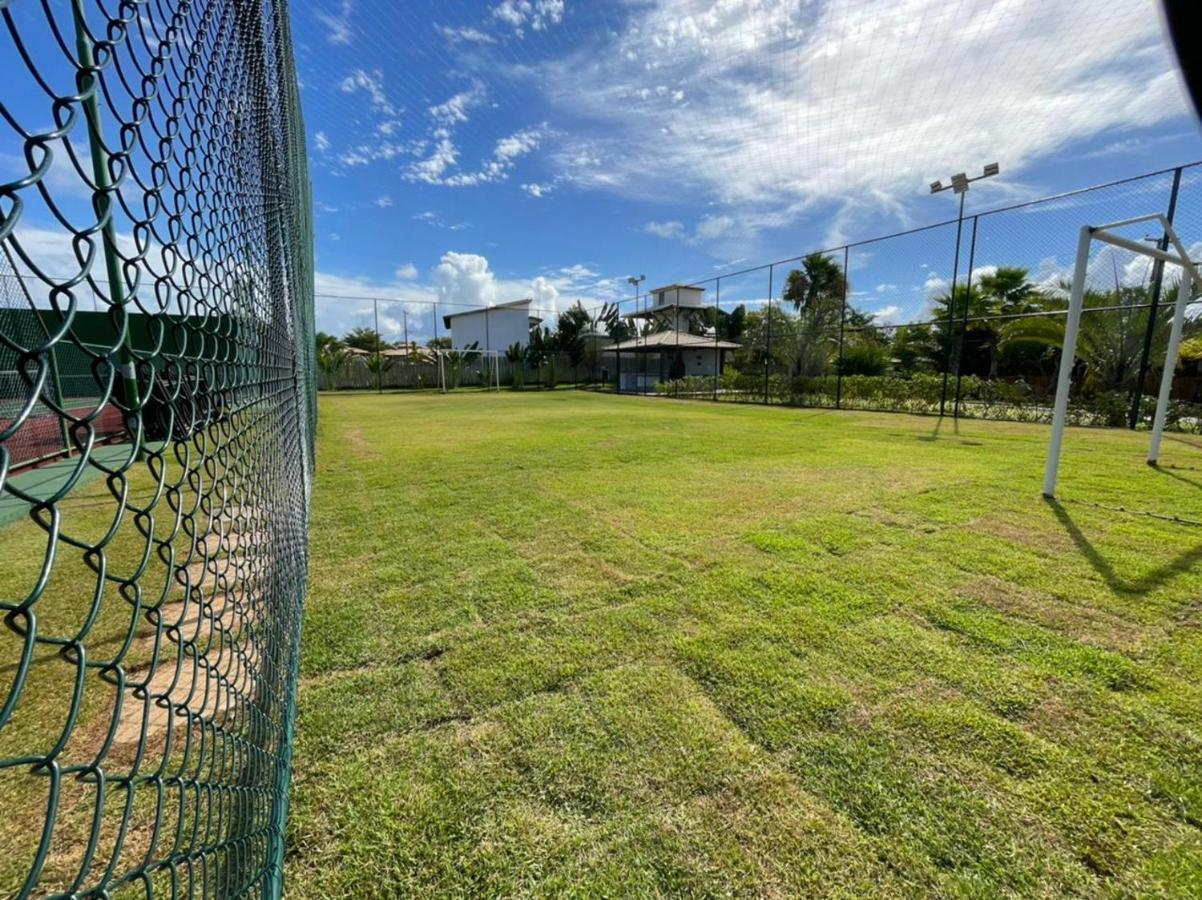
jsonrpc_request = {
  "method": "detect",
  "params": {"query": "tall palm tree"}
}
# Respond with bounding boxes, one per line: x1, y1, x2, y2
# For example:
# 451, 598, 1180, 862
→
782, 253, 847, 376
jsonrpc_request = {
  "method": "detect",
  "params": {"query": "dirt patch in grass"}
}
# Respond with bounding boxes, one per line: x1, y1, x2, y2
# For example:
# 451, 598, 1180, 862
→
959, 575, 1143, 652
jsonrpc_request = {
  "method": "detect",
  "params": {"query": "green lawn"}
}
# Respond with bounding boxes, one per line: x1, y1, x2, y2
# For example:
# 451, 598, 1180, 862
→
285, 391, 1202, 897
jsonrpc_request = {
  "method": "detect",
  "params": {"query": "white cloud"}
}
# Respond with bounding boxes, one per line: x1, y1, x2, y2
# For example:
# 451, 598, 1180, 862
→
437, 25, 497, 45
534, 0, 1186, 230
696, 214, 735, 242
413, 211, 470, 231
340, 68, 398, 118
492, 0, 564, 35
375, 195, 393, 208
872, 305, 902, 325
644, 220, 685, 240
530, 275, 560, 309
522, 182, 553, 198
408, 126, 546, 187
429, 82, 487, 128
314, 132, 330, 154
435, 252, 501, 310
315, 1, 354, 45
395, 263, 419, 280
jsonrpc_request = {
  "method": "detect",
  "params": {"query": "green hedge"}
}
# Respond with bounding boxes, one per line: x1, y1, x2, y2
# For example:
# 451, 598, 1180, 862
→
653, 372, 1202, 433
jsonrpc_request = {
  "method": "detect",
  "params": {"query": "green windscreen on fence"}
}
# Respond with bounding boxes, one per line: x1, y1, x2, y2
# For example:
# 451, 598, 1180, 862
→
0, 0, 314, 896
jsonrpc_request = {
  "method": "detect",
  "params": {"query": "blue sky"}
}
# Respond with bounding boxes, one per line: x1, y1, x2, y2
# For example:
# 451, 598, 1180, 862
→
292, 0, 1201, 344
2, 1, 1200, 347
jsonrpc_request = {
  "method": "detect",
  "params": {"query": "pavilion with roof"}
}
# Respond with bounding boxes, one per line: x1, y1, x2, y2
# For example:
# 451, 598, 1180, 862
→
602, 284, 741, 393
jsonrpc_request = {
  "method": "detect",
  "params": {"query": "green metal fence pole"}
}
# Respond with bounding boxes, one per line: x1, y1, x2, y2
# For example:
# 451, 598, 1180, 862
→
72, 0, 142, 459
374, 298, 382, 394
938, 191, 966, 417
764, 264, 773, 405
835, 245, 849, 409
1128, 166, 1182, 429
952, 216, 980, 419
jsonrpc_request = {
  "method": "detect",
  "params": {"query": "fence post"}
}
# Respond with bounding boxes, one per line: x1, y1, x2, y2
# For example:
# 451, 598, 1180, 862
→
713, 278, 720, 401
1129, 165, 1182, 429
953, 216, 980, 418
73, 0, 142, 456
764, 264, 773, 404
373, 298, 382, 394
939, 192, 967, 416
835, 246, 849, 409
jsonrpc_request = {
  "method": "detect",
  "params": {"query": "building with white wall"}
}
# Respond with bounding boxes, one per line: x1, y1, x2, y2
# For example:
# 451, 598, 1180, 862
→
442, 299, 542, 351
602, 284, 740, 392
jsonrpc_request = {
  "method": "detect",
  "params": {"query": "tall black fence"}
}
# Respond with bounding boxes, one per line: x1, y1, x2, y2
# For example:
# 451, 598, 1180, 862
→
617, 163, 1202, 433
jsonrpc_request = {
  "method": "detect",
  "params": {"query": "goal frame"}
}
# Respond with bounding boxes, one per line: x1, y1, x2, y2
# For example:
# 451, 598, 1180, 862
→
1043, 214, 1201, 498
432, 347, 505, 393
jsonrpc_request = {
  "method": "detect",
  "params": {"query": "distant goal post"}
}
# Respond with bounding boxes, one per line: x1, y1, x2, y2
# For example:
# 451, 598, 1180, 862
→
431, 347, 505, 393
1043, 213, 1201, 499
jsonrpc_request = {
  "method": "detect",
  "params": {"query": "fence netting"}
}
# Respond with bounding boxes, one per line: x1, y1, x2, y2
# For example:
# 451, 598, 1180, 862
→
1, 1, 313, 897
634, 165, 1200, 432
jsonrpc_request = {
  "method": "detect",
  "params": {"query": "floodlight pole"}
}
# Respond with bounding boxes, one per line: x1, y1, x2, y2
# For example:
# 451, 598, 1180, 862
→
624, 274, 644, 394
929, 164, 999, 417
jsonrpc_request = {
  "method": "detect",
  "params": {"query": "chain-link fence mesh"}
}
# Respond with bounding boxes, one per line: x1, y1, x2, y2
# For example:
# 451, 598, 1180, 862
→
1, 0, 313, 896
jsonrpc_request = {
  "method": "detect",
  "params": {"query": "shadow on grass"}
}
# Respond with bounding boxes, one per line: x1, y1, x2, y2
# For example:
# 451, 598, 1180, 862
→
916, 415, 959, 442
1045, 498, 1202, 596
1151, 465, 1202, 488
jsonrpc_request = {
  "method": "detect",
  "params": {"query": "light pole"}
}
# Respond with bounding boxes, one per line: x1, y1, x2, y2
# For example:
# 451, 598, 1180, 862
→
624, 274, 645, 394
930, 162, 999, 415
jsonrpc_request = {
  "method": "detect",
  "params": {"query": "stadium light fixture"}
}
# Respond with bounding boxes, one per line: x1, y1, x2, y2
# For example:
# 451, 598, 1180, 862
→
929, 163, 1000, 196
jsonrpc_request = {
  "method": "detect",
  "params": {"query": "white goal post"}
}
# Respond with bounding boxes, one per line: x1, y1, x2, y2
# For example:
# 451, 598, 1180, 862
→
432, 347, 505, 393
1043, 214, 1201, 499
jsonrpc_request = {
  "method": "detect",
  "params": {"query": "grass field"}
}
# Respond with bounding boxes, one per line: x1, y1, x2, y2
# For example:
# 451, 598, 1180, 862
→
285, 391, 1202, 897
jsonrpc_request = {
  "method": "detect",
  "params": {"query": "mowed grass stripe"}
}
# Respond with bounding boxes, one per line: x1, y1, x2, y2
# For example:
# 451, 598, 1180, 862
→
287, 391, 1202, 897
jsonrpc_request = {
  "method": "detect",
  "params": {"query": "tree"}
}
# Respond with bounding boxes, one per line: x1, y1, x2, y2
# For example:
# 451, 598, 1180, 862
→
316, 344, 350, 388
316, 331, 341, 353
343, 326, 388, 353
782, 253, 847, 376
737, 305, 799, 373
609, 317, 637, 344
427, 336, 452, 350
505, 342, 527, 389
444, 341, 481, 389
527, 326, 557, 388
556, 302, 591, 382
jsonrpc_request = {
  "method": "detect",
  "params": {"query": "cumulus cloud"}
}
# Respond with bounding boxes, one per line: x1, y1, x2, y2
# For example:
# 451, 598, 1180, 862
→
429, 82, 487, 128
408, 126, 546, 187
871, 305, 902, 325
395, 263, 419, 280
375, 195, 394, 208
340, 68, 399, 118
535, 0, 1186, 227
492, 0, 564, 35
434, 252, 501, 310
315, 0, 354, 45
644, 220, 685, 240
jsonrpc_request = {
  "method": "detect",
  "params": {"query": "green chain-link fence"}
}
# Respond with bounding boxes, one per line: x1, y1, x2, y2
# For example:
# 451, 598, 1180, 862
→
0, 0, 314, 895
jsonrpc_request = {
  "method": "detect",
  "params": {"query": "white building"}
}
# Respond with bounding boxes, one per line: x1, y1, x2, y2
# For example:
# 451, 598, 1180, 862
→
442, 298, 542, 351
602, 283, 740, 393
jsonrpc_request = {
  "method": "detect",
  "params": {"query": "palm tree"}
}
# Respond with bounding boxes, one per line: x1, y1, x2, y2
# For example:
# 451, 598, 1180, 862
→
505, 341, 527, 389
782, 253, 847, 376
316, 345, 351, 389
